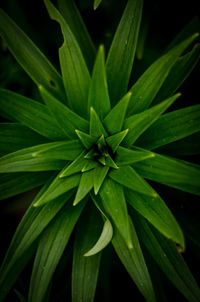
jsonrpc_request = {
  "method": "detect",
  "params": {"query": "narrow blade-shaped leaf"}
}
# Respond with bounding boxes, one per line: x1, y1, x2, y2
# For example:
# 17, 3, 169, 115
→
72, 204, 102, 302
45, 0, 91, 118
106, 0, 143, 104
0, 144, 66, 173
60, 151, 86, 178
109, 165, 157, 197
0, 89, 66, 140
28, 199, 85, 302
88, 46, 111, 119
58, 0, 96, 71
116, 146, 155, 165
0, 179, 74, 301
94, 166, 109, 195
106, 129, 129, 153
104, 92, 131, 134
74, 170, 94, 205
112, 218, 156, 302
75, 130, 97, 149
126, 189, 184, 248
94, 0, 102, 10
136, 105, 200, 150
81, 160, 98, 172
128, 33, 199, 114
153, 43, 200, 105
89, 107, 108, 137
84, 219, 113, 256
105, 155, 118, 169
134, 151, 200, 196
40, 86, 89, 139
100, 178, 133, 249
0, 123, 49, 153
123, 93, 180, 146
34, 170, 81, 207
0, 9, 66, 102
134, 213, 200, 302
0, 172, 51, 201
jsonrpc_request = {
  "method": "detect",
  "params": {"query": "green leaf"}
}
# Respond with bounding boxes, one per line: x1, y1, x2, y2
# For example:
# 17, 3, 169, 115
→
109, 165, 157, 197
153, 44, 200, 105
123, 93, 181, 146
126, 189, 184, 248
0, 172, 51, 201
0, 89, 66, 140
0, 144, 67, 173
93, 166, 109, 195
34, 171, 81, 207
0, 179, 74, 301
81, 160, 98, 172
136, 105, 200, 150
0, 123, 49, 153
88, 46, 111, 119
105, 154, 118, 169
74, 169, 94, 205
60, 151, 86, 178
39, 86, 89, 139
106, 0, 143, 104
75, 130, 97, 149
106, 129, 129, 152
100, 178, 133, 249
94, 0, 102, 10
33, 140, 83, 160
28, 199, 85, 302
45, 0, 91, 118
112, 218, 156, 302
72, 205, 101, 302
84, 219, 113, 256
0, 9, 65, 102
134, 213, 200, 302
103, 92, 131, 134
58, 0, 96, 71
115, 146, 155, 165
128, 33, 199, 114
134, 151, 200, 196
89, 107, 108, 137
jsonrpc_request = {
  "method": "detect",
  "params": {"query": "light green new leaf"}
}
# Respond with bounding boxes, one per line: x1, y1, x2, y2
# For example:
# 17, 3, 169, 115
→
33, 140, 83, 160
104, 92, 131, 134
74, 169, 94, 205
115, 146, 155, 165
60, 151, 86, 178
153, 43, 200, 105
0, 178, 74, 301
112, 218, 156, 302
134, 151, 200, 196
106, 0, 143, 104
75, 130, 97, 149
100, 178, 133, 249
109, 165, 157, 197
0, 144, 67, 173
0, 172, 51, 201
40, 86, 89, 139
72, 204, 102, 302
34, 170, 81, 207
0, 123, 49, 153
84, 219, 113, 256
0, 89, 66, 140
94, 0, 102, 10
88, 46, 111, 119
134, 213, 200, 302
89, 107, 108, 137
123, 93, 180, 146
58, 0, 96, 71
45, 0, 91, 118
126, 189, 184, 248
106, 129, 129, 153
136, 105, 200, 150
128, 33, 199, 114
0, 9, 65, 102
28, 199, 85, 302
94, 166, 109, 195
